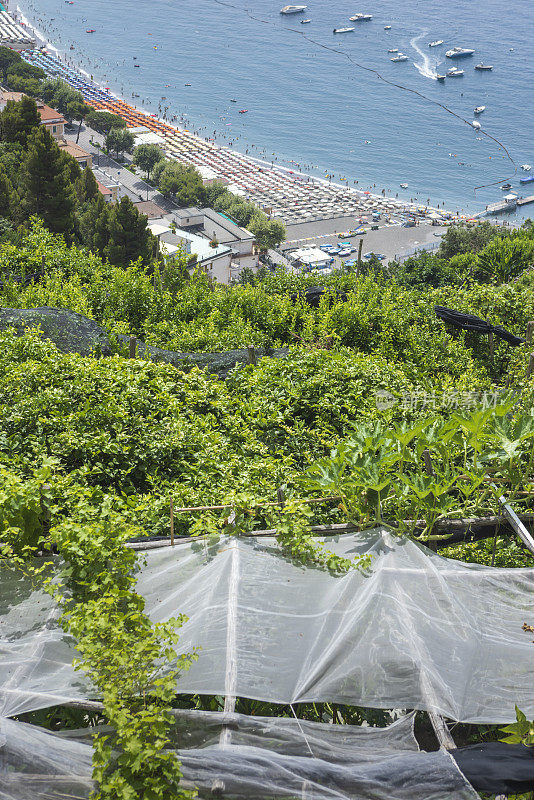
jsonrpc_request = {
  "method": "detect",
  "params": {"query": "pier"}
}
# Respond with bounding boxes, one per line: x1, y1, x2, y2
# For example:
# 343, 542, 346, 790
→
517, 195, 534, 208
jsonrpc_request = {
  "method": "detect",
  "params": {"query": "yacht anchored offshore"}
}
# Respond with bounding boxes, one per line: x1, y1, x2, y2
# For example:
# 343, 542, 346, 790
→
349, 13, 372, 21
280, 5, 307, 14
428, 40, 443, 47
391, 54, 408, 62
446, 47, 475, 58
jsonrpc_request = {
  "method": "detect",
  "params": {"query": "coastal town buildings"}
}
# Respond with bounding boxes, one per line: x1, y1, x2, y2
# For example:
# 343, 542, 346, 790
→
57, 139, 92, 168
174, 207, 259, 272
0, 92, 66, 138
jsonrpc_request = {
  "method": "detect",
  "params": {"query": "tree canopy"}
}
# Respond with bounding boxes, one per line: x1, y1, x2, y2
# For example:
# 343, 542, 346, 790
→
86, 110, 127, 135
105, 126, 135, 158
133, 143, 164, 179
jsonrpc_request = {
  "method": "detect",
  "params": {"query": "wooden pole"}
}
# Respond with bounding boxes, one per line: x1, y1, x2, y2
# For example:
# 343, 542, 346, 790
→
170, 496, 174, 546
41, 256, 45, 279
526, 321, 534, 345
247, 345, 257, 365
357, 238, 363, 268
527, 353, 534, 379
129, 335, 137, 359
276, 486, 286, 506
422, 449, 437, 551
488, 328, 494, 365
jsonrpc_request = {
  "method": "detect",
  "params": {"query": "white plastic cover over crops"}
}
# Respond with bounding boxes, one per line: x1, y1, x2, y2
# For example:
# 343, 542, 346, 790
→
1, 529, 534, 722
0, 711, 479, 800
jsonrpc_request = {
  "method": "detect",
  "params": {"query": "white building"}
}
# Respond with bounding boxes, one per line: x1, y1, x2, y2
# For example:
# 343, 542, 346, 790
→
290, 247, 334, 271
148, 220, 233, 284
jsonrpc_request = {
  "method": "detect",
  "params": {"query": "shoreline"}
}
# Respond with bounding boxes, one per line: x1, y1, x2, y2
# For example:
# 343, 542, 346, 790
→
14, 3, 476, 226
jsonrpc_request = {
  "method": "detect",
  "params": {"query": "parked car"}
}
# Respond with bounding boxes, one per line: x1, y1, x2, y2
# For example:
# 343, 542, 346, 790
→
337, 248, 352, 257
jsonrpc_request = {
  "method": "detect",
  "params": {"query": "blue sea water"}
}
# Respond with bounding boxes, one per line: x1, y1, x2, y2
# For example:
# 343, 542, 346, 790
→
18, 0, 534, 217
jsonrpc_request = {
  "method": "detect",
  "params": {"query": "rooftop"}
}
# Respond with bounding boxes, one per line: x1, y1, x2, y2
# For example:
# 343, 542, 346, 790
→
35, 101, 66, 124
133, 200, 167, 219
57, 140, 91, 160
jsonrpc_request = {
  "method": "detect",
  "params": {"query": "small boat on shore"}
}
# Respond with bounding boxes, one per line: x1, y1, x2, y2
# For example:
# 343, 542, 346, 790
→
391, 54, 408, 62
429, 40, 443, 47
333, 27, 355, 33
474, 106, 486, 114
446, 47, 475, 58
447, 67, 464, 77
280, 5, 307, 13
475, 63, 493, 70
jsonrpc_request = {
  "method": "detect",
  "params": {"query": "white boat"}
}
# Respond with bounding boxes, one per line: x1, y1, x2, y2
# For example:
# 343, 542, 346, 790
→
391, 54, 408, 62
447, 67, 464, 76
521, 164, 532, 171
333, 26, 355, 33
472, 120, 481, 129
428, 40, 443, 47
349, 13, 372, 21
384, 25, 392, 30
400, 183, 408, 188
280, 5, 307, 14
387, 48, 398, 53
474, 106, 485, 114
300, 18, 311, 23
475, 63, 493, 70
446, 47, 475, 58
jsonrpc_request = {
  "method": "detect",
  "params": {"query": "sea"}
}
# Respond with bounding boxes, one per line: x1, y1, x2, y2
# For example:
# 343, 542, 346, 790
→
16, 0, 534, 219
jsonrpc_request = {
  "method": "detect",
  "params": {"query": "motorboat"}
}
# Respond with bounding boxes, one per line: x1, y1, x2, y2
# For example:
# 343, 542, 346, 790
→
334, 27, 355, 33
521, 164, 532, 171
350, 13, 373, 21
239, 109, 248, 113
391, 54, 408, 62
446, 47, 475, 58
86, 29, 96, 33
388, 48, 398, 53
475, 63, 493, 70
400, 183, 408, 188
447, 67, 464, 77
472, 120, 481, 129
474, 105, 486, 114
500, 183, 512, 190
520, 175, 534, 184
436, 74, 446, 81
300, 18, 311, 23
280, 5, 307, 14
384, 25, 392, 29
429, 40, 443, 47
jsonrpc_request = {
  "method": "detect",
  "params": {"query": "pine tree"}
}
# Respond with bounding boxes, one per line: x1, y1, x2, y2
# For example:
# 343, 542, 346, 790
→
78, 194, 110, 256
19, 127, 76, 234
105, 197, 153, 266
0, 165, 13, 218
80, 166, 100, 203
0, 96, 41, 147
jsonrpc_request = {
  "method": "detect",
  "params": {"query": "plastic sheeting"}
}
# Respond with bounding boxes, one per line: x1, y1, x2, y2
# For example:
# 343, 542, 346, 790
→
0, 712, 479, 800
2, 529, 534, 722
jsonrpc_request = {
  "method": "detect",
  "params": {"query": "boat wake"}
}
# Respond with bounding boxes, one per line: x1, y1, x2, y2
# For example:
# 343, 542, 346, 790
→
410, 30, 441, 79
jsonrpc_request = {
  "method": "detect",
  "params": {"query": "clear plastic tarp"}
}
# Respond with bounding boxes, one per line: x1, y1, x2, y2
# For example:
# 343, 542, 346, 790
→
0, 711, 479, 800
1, 529, 534, 722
